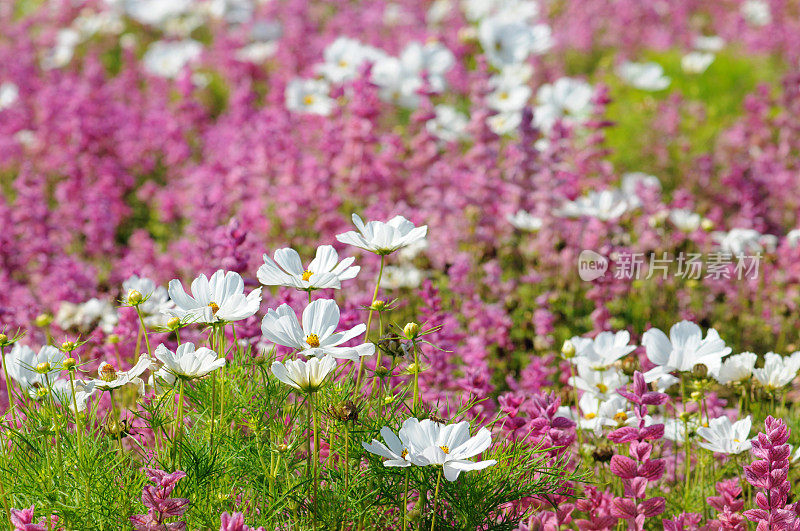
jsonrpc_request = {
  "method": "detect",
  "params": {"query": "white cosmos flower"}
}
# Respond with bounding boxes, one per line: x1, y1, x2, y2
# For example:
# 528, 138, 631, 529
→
642, 321, 731, 383
786, 229, 800, 248
669, 209, 701, 232
149, 367, 178, 395
681, 52, 714, 74
285, 78, 335, 116
336, 213, 427, 255
380, 265, 423, 290
716, 352, 758, 385
317, 37, 384, 83
50, 378, 97, 413
487, 111, 522, 135
0, 82, 19, 110
741, 0, 771, 26
713, 228, 777, 256
478, 17, 551, 67
569, 364, 629, 400
399, 41, 455, 93
752, 352, 800, 389
487, 77, 532, 113
120, 0, 193, 27
258, 245, 360, 291
143, 40, 202, 78
154, 342, 225, 379
362, 424, 426, 468
41, 29, 80, 70
663, 416, 703, 443
271, 354, 336, 393
5, 344, 65, 399
401, 418, 497, 481
168, 270, 262, 324
618, 61, 671, 91
697, 416, 752, 455
426, 105, 469, 142
694, 35, 724, 52
569, 330, 636, 369
123, 275, 174, 327
462, 0, 539, 22
260, 299, 374, 361
371, 56, 423, 109
556, 189, 634, 221
507, 210, 543, 231
534, 77, 594, 132
621, 172, 662, 208
93, 355, 152, 393
55, 298, 119, 334
575, 394, 632, 435
236, 41, 278, 63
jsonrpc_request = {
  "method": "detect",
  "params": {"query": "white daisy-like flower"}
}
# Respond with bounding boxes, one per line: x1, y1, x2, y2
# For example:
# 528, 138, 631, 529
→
786, 228, 800, 248
741, 0, 771, 26
0, 82, 19, 110
694, 35, 724, 52
167, 270, 262, 324
663, 416, 704, 443
697, 415, 752, 455
271, 354, 337, 393
93, 355, 152, 393
507, 210, 543, 231
362, 425, 425, 468
380, 265, 424, 290
285, 78, 335, 116
575, 394, 633, 435
50, 378, 97, 413
478, 17, 551, 67
316, 37, 384, 83
569, 330, 637, 370
462, 0, 539, 22
752, 351, 800, 390
371, 56, 423, 109
618, 61, 671, 91
154, 342, 225, 380
534, 77, 594, 132
713, 228, 777, 256
123, 275, 175, 327
555, 189, 634, 221
41, 28, 81, 70
336, 213, 427, 255
120, 0, 193, 27
260, 299, 374, 361
142, 39, 202, 78
681, 52, 715, 74
621, 172, 662, 208
716, 352, 758, 385
487, 111, 522, 136
5, 344, 65, 399
399, 40, 455, 93
668, 209, 701, 232
426, 105, 469, 142
258, 245, 360, 292
487, 76, 532, 113
642, 321, 731, 384
569, 364, 629, 400
55, 298, 119, 334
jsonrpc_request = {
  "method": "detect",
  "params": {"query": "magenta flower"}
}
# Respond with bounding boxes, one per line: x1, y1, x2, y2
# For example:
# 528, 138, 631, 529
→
219, 512, 265, 531
130, 468, 190, 531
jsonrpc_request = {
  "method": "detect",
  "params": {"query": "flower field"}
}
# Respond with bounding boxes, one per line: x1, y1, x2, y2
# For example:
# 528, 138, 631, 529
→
1, 0, 800, 529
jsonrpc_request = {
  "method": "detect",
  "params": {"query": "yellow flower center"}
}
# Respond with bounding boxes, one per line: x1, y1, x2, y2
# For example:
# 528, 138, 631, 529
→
499, 91, 509, 100
338, 60, 348, 67
208, 302, 220, 315
303, 95, 315, 106
305, 334, 320, 348
302, 270, 314, 281
596, 383, 608, 394
401, 449, 408, 459
585, 413, 597, 419
733, 438, 740, 443
100, 364, 117, 382
440, 445, 450, 454
614, 412, 628, 422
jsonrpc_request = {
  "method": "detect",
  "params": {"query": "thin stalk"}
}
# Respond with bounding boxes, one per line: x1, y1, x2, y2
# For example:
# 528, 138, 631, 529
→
1, 346, 18, 427
411, 340, 420, 416
430, 468, 443, 531
68, 371, 85, 466
567, 361, 584, 451
45, 374, 63, 479
343, 422, 350, 493
355, 255, 386, 390
218, 324, 227, 437
135, 307, 152, 359
172, 379, 186, 469
402, 468, 409, 531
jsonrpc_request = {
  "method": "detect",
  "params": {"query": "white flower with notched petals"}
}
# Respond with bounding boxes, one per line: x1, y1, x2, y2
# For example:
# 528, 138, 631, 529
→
426, 105, 469, 142
258, 245, 359, 292
400, 418, 497, 481
621, 172, 662, 207
271, 354, 336, 393
556, 189, 634, 221
534, 77, 594, 132
752, 352, 800, 390
399, 41, 455, 93
716, 352, 758, 385
681, 52, 714, 74
55, 298, 119, 334
41, 29, 81, 70
93, 355, 152, 393
0, 82, 19, 110
713, 228, 777, 256
478, 17, 551, 67
143, 39, 202, 78
6, 344, 65, 399
380, 265, 423, 290
154, 343, 225, 379
694, 35, 724, 52
618, 61, 670, 91
371, 56, 423, 109
575, 394, 632, 435
168, 270, 262, 324
786, 229, 800, 248
487, 111, 522, 135
123, 275, 174, 327
487, 77, 532, 113
741, 0, 771, 26
569, 364, 629, 400
316, 37, 383, 83
362, 424, 426, 468
462, 0, 539, 22
507, 210, 543, 231
669, 209, 701, 232
642, 321, 731, 385
569, 331, 636, 369
663, 417, 703, 443
120, 0, 193, 27
336, 214, 427, 255
285, 78, 334, 116
50, 378, 97, 413
697, 416, 752, 455
260, 299, 373, 361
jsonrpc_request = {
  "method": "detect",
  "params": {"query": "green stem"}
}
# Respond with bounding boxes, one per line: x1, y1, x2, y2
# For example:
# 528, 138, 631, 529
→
412, 340, 420, 416
218, 325, 227, 437
355, 255, 385, 391
430, 468, 443, 531
402, 468, 409, 531
172, 379, 186, 469
343, 422, 350, 494
1, 346, 18, 427
136, 307, 152, 360
45, 374, 63, 479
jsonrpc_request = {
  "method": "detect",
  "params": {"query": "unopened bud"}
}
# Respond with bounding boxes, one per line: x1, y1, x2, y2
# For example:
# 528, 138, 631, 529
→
61, 341, 76, 352
277, 443, 288, 452
107, 334, 120, 345
371, 300, 386, 311
403, 322, 420, 340
127, 290, 143, 305
167, 317, 181, 330
690, 391, 703, 402
36, 362, 51, 374
375, 365, 390, 378
692, 364, 708, 379
0, 334, 7, 345
561, 339, 576, 359
678, 411, 692, 423
407, 363, 420, 375
34, 314, 53, 328
63, 358, 77, 371
701, 218, 714, 231
384, 394, 395, 405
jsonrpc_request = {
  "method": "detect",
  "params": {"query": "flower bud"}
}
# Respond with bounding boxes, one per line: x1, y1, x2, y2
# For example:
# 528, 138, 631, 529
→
34, 314, 53, 328
678, 411, 693, 423
407, 363, 420, 375
375, 365, 390, 378
403, 322, 420, 340
127, 290, 143, 305
277, 443, 288, 453
63, 358, 77, 371
167, 317, 181, 330
561, 339, 576, 359
36, 362, 51, 374
384, 394, 395, 405
61, 340, 76, 352
107, 334, 120, 345
0, 333, 7, 345
692, 364, 708, 379
371, 300, 386, 311
701, 218, 714, 231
